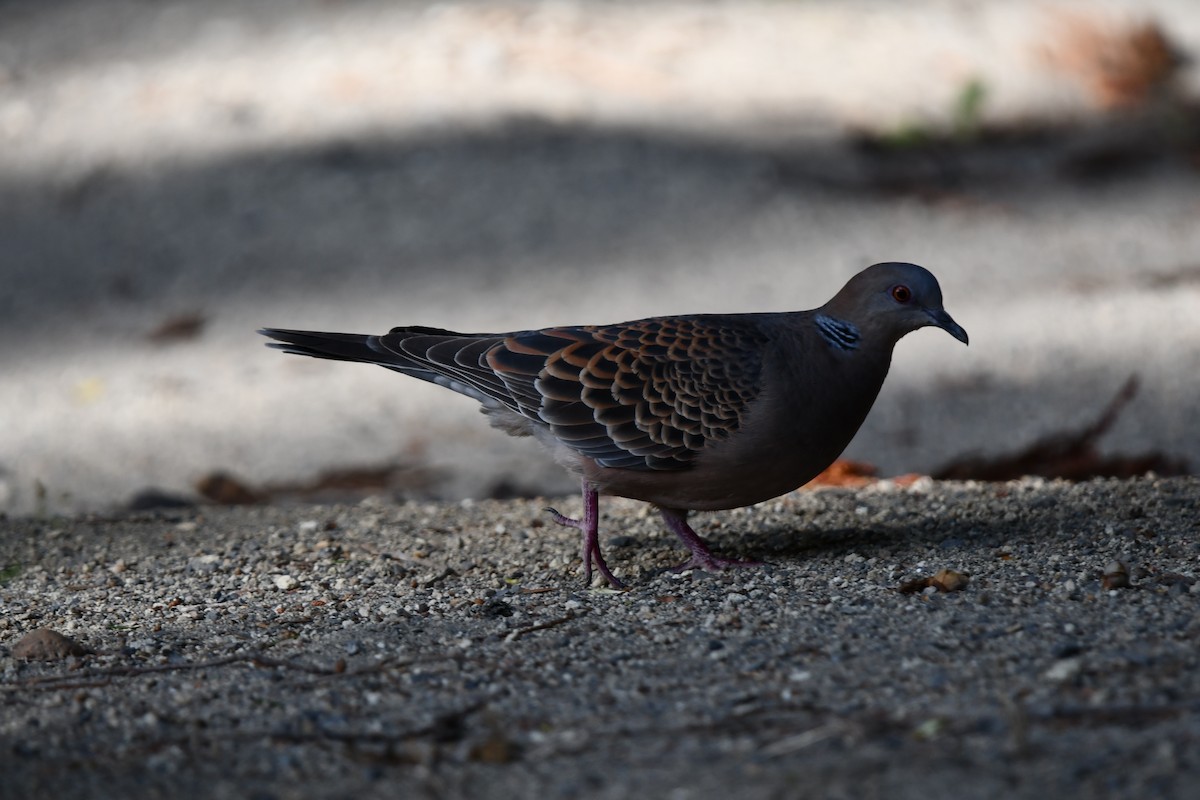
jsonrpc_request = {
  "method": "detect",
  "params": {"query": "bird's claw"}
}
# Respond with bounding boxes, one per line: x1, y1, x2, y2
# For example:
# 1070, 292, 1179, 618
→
544, 507, 578, 528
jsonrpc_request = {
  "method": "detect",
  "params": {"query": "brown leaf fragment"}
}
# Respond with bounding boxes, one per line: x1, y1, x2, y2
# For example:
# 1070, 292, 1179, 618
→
197, 461, 442, 506
807, 459, 878, 488
195, 472, 263, 505
930, 569, 970, 592
148, 312, 207, 344
897, 569, 969, 594
12, 629, 90, 660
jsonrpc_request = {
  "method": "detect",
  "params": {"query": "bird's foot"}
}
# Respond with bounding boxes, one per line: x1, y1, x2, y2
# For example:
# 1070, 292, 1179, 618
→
659, 507, 765, 576
545, 493, 627, 590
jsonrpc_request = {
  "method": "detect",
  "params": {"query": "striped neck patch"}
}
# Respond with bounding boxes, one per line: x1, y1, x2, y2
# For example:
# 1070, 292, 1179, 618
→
814, 314, 860, 351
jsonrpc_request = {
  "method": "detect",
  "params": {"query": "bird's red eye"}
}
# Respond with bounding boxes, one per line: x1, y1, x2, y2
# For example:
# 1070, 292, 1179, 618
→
891, 285, 912, 304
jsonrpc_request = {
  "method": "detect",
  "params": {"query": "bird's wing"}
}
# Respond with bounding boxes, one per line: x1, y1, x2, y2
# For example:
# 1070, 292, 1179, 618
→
263, 317, 768, 472
481, 317, 768, 471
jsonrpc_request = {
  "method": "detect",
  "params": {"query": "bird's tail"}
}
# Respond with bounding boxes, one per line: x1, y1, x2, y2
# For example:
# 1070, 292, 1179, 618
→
258, 328, 391, 364
260, 325, 527, 413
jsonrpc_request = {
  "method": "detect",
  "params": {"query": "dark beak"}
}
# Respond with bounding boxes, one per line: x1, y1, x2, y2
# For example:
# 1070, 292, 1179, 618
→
926, 309, 969, 345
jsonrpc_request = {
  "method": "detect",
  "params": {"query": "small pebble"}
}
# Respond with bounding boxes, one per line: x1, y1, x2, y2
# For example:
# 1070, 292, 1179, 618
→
1102, 560, 1131, 590
272, 574, 299, 591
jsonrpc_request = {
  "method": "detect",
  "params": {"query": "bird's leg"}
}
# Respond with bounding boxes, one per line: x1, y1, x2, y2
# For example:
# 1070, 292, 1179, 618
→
545, 480, 626, 589
659, 508, 764, 573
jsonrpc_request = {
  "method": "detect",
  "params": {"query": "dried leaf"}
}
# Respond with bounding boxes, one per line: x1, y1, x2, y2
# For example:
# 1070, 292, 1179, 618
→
930, 568, 970, 592
898, 568, 969, 594
195, 461, 441, 506
807, 459, 878, 488
148, 312, 207, 344
195, 472, 262, 505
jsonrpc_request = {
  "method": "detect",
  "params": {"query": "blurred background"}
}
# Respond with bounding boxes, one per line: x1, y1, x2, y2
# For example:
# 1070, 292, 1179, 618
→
2, 0, 1198, 515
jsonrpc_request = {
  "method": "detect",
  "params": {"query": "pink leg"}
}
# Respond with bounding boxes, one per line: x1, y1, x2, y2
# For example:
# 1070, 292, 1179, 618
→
659, 507, 763, 573
545, 480, 626, 589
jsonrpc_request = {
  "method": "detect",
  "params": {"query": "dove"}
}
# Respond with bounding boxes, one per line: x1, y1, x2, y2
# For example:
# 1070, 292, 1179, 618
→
261, 261, 967, 587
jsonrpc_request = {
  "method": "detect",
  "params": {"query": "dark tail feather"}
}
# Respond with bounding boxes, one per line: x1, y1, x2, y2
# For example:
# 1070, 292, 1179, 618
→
259, 326, 513, 408
258, 328, 387, 364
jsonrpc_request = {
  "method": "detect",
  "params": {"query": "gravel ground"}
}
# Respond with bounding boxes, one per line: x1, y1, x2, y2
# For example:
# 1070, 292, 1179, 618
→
3, 477, 1199, 798
4, 4, 1200, 794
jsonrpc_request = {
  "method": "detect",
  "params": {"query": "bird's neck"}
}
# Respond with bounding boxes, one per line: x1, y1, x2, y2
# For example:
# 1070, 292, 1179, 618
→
813, 314, 861, 352
812, 312, 899, 364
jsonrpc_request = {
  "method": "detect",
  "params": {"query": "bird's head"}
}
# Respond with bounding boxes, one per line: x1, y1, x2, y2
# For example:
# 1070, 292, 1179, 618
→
823, 262, 968, 347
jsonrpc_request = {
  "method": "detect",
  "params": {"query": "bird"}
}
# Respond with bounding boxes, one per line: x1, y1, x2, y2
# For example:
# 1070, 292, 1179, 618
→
260, 262, 967, 588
